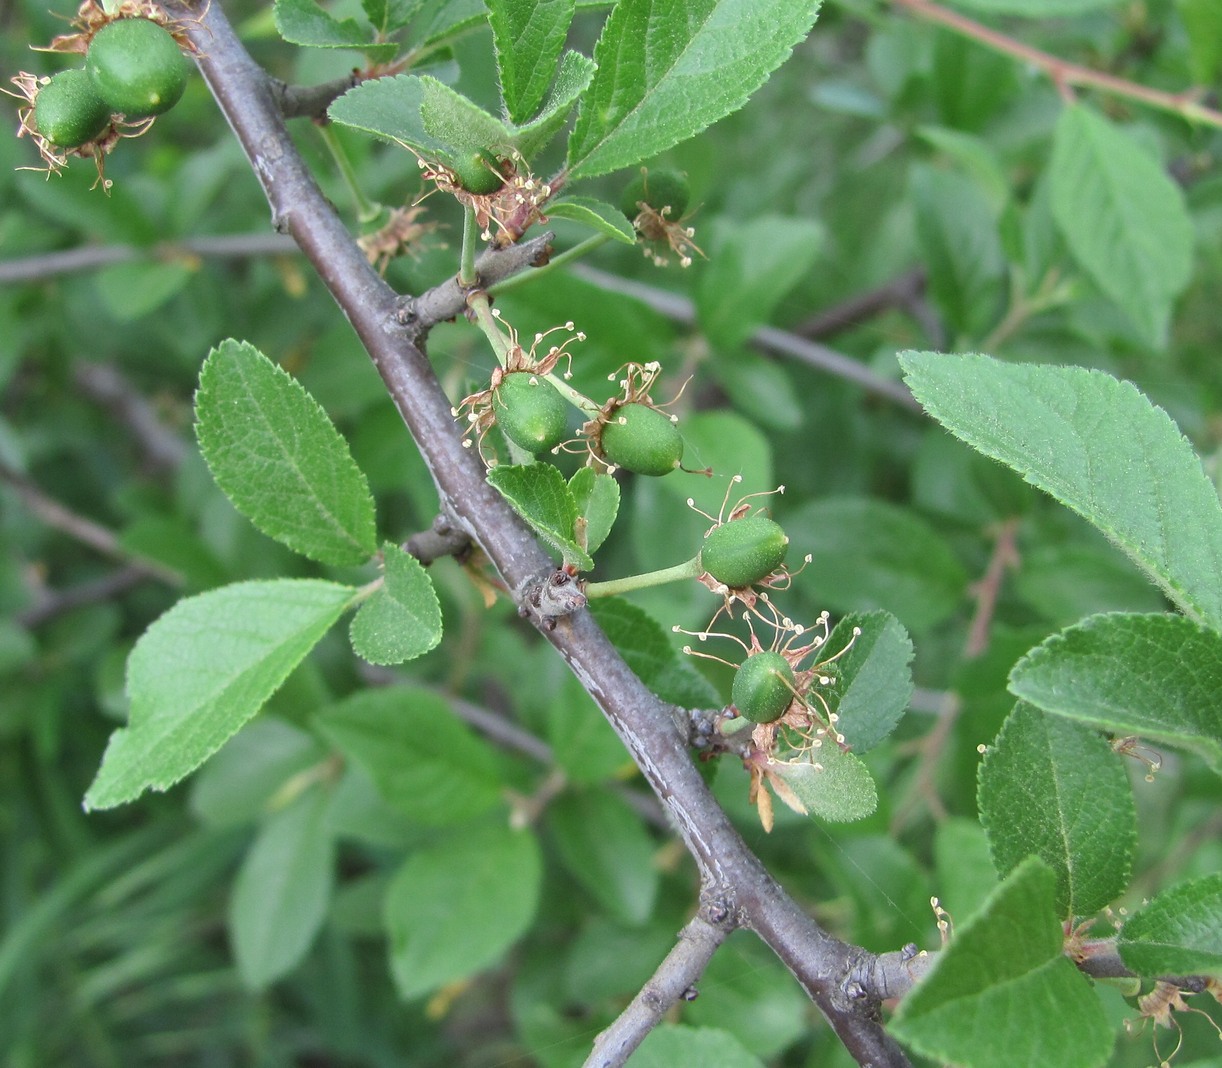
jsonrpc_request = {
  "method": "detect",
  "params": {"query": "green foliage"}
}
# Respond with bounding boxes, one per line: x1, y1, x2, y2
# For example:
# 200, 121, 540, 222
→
486, 0, 575, 124
978, 702, 1135, 918
1117, 874, 1222, 976
891, 858, 1113, 1068
349, 543, 443, 665
773, 745, 878, 823
273, 0, 399, 59
487, 462, 595, 569
822, 610, 914, 753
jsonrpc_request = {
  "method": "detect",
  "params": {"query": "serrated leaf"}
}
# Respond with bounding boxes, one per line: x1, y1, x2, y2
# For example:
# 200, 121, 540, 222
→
487, 463, 593, 570
488, 0, 575, 124
273, 0, 397, 59
549, 789, 658, 925
196, 340, 378, 567
350, 543, 443, 665
772, 747, 877, 823
822, 610, 914, 753
786, 496, 968, 635
900, 352, 1222, 631
314, 688, 504, 825
698, 216, 823, 350
510, 51, 597, 160
230, 785, 335, 989
85, 580, 355, 810
419, 75, 515, 155
328, 75, 443, 154
1009, 613, 1222, 773
361, 0, 421, 36
569, 467, 621, 554
566, 0, 822, 179
1050, 106, 1193, 346
385, 819, 541, 998
890, 857, 1112, 1068
978, 702, 1135, 918
634, 1025, 765, 1068
1117, 873, 1222, 976
411, 0, 487, 46
546, 197, 636, 244
589, 597, 718, 707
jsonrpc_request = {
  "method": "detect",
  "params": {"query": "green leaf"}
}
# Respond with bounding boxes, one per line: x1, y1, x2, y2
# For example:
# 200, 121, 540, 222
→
349, 543, 443, 665
196, 339, 378, 567
410, 0, 488, 46
569, 467, 621, 554
941, 0, 1129, 17
1117, 873, 1222, 976
314, 688, 504, 825
548, 674, 634, 783
978, 702, 1135, 917
890, 857, 1112, 1068
634, 1025, 765, 1068
419, 75, 516, 156
786, 496, 968, 635
823, 610, 914, 753
85, 580, 355, 810
487, 0, 575, 124
1050, 106, 1193, 346
273, 0, 397, 58
566, 0, 822, 179
899, 352, 1222, 631
589, 597, 719, 707
911, 164, 1005, 339
487, 463, 594, 570
328, 75, 442, 154
510, 52, 598, 160
361, 0, 422, 35
697, 216, 823, 350
1180, 0, 1222, 84
229, 785, 335, 989
546, 197, 637, 244
1009, 613, 1222, 773
95, 260, 194, 322
385, 819, 542, 999
772, 747, 877, 823
548, 789, 659, 926
708, 351, 803, 433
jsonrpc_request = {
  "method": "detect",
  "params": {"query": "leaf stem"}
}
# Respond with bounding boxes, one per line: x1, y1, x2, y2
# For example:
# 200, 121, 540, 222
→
315, 123, 379, 223
490, 233, 611, 297
585, 555, 703, 598
459, 206, 480, 288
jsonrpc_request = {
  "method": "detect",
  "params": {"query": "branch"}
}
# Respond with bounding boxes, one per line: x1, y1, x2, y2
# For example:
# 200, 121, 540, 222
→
585, 911, 731, 1068
15, 564, 158, 628
73, 363, 190, 474
269, 73, 360, 121
793, 268, 929, 340
571, 264, 922, 412
0, 233, 298, 284
893, 0, 1222, 129
172, 6, 912, 1062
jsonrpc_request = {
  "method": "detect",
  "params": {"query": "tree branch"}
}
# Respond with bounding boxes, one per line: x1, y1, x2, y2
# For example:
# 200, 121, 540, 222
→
73, 362, 191, 474
171, 5, 912, 1062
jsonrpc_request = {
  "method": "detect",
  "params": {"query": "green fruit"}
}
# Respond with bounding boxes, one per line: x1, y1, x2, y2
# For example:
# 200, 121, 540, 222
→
493, 372, 568, 455
33, 68, 111, 148
620, 168, 690, 221
732, 651, 796, 723
86, 18, 188, 119
700, 515, 788, 589
599, 403, 683, 476
448, 149, 504, 195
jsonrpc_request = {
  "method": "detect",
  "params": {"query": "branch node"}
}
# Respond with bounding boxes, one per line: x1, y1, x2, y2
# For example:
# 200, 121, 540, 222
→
516, 567, 587, 631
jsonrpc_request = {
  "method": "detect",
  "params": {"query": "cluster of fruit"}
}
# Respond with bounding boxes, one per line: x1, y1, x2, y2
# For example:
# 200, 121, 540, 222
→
32, 16, 189, 150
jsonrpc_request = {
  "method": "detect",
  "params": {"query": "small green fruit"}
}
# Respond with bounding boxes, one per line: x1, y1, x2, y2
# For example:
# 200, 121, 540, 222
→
493, 372, 568, 455
86, 18, 188, 119
700, 515, 788, 588
620, 168, 690, 221
448, 149, 504, 195
599, 403, 683, 476
33, 68, 111, 148
732, 651, 796, 723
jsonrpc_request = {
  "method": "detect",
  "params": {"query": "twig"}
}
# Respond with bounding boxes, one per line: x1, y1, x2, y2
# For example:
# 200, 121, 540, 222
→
585, 912, 731, 1068
172, 6, 911, 1062
15, 565, 158, 628
964, 518, 1020, 658
571, 264, 922, 412
73, 363, 190, 474
794, 268, 928, 340
269, 73, 360, 122
893, 0, 1222, 129
0, 233, 299, 285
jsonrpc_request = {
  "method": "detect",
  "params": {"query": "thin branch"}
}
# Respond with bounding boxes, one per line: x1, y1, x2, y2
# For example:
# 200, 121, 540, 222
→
73, 363, 190, 474
0, 233, 298, 285
172, 6, 911, 1062
571, 264, 921, 412
15, 564, 158, 628
893, 0, 1222, 129
794, 268, 928, 340
585, 912, 731, 1068
268, 73, 360, 121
